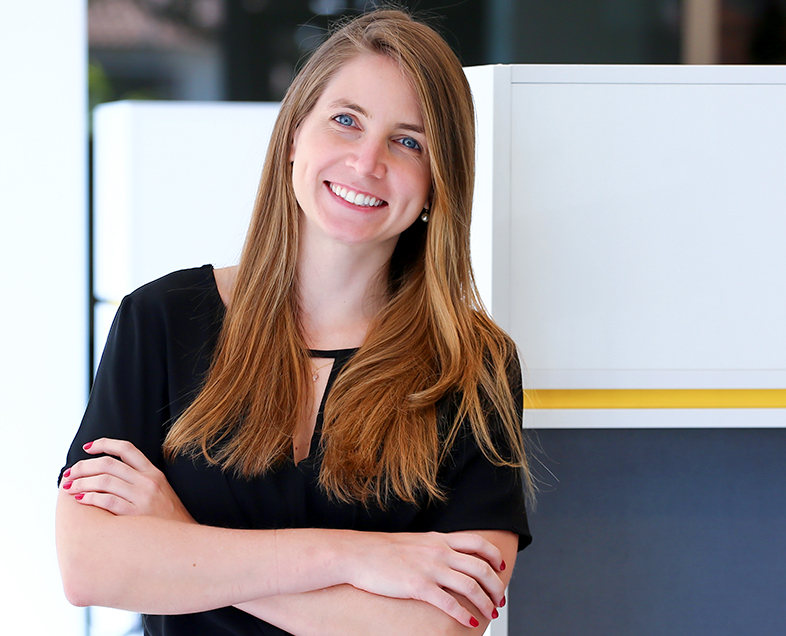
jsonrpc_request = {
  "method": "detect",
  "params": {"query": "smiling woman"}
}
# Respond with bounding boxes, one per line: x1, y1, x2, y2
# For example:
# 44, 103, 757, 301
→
57, 9, 532, 636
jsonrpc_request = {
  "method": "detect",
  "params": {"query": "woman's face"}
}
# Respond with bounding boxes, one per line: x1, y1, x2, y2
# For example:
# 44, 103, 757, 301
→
290, 53, 431, 255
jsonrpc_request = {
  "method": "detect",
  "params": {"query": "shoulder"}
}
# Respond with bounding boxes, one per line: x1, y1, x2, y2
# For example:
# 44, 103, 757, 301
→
123, 265, 224, 320
127, 264, 219, 304
107, 265, 225, 359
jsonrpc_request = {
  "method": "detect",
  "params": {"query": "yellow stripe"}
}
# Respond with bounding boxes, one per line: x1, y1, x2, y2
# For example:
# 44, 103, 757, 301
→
525, 389, 786, 409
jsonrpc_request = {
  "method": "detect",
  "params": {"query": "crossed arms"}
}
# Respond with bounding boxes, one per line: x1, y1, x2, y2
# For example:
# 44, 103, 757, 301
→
56, 438, 517, 635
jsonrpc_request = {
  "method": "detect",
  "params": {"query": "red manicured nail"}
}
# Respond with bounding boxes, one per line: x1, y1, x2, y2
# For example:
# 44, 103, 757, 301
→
500, 560, 506, 571
74, 493, 84, 501
470, 617, 479, 628
83, 442, 93, 450
492, 609, 499, 619
62, 481, 72, 490
63, 468, 71, 479
500, 595, 506, 607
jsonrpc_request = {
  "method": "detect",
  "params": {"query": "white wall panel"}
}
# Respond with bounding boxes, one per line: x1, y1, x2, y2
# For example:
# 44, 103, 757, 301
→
0, 1, 87, 633
94, 101, 280, 302
510, 81, 786, 375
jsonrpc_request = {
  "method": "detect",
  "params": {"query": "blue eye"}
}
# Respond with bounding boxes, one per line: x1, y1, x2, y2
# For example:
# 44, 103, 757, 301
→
400, 137, 421, 151
334, 114, 355, 127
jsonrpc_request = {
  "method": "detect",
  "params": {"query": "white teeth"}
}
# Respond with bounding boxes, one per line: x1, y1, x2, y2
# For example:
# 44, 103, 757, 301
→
330, 183, 384, 207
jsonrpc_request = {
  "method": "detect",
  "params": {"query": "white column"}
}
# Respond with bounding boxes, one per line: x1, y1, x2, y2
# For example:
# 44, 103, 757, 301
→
465, 64, 513, 333
683, 0, 720, 64
0, 1, 87, 634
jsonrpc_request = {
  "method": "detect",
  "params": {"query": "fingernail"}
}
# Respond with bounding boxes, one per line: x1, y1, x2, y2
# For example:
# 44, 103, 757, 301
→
500, 595, 506, 607
83, 442, 93, 450
62, 481, 72, 490
63, 468, 71, 479
492, 609, 499, 619
500, 560, 506, 571
469, 617, 479, 628
74, 493, 84, 501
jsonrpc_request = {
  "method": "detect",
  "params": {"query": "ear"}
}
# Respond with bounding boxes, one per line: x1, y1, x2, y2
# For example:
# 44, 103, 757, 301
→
289, 125, 301, 162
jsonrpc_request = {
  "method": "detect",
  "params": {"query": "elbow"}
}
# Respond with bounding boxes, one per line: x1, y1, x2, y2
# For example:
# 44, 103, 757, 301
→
62, 583, 93, 608
57, 535, 140, 611
56, 529, 126, 609
58, 546, 102, 608
60, 571, 94, 607
56, 492, 112, 608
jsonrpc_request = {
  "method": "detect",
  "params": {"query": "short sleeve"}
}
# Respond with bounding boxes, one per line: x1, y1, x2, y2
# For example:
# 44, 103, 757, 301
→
412, 354, 532, 551
58, 293, 171, 484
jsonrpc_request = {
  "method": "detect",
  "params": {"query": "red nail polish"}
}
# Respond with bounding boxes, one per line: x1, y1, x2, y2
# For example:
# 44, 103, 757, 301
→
500, 595, 506, 607
492, 609, 499, 619
83, 442, 93, 450
500, 560, 506, 571
63, 481, 72, 490
63, 468, 71, 479
469, 617, 479, 628
74, 493, 84, 501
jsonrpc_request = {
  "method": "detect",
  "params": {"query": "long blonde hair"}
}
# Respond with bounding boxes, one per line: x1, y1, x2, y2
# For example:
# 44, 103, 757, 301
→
164, 9, 531, 506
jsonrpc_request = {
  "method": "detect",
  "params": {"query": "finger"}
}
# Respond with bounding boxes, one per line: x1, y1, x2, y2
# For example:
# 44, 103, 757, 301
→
66, 472, 140, 506
73, 490, 136, 516
436, 566, 499, 620
448, 551, 506, 605
443, 532, 504, 570
83, 438, 154, 473
420, 585, 483, 629
67, 455, 140, 486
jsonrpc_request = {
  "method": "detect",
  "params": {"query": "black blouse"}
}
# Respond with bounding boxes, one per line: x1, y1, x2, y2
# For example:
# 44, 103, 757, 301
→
61, 265, 531, 636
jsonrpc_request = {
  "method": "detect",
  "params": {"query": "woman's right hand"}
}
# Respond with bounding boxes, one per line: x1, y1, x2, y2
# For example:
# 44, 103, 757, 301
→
336, 529, 507, 628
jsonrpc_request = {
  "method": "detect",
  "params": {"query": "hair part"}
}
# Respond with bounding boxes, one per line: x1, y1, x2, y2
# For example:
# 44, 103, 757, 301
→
164, 8, 532, 506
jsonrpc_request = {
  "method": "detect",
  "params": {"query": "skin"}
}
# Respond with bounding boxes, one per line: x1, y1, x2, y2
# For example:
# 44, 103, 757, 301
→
56, 53, 519, 634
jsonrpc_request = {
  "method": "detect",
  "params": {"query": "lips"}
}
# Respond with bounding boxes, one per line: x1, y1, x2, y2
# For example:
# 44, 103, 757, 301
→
328, 182, 386, 208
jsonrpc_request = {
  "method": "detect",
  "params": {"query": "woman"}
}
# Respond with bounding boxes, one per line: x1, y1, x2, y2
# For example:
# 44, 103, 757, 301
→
57, 9, 532, 636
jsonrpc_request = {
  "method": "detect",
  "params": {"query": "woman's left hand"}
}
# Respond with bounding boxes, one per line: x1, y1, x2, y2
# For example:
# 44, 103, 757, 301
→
60, 438, 195, 523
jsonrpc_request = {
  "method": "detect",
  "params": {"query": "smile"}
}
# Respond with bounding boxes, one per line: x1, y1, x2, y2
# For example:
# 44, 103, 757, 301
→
328, 182, 386, 208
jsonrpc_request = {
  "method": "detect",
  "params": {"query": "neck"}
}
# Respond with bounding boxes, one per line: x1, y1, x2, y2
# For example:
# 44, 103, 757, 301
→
297, 232, 394, 350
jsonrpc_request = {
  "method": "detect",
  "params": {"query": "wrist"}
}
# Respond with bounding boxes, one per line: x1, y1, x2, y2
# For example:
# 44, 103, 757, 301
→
273, 528, 356, 594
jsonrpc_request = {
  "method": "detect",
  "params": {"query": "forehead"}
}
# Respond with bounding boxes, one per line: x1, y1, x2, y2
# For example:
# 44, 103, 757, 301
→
314, 53, 424, 122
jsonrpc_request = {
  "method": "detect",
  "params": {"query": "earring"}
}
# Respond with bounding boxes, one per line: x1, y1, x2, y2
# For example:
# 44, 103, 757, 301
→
420, 210, 429, 223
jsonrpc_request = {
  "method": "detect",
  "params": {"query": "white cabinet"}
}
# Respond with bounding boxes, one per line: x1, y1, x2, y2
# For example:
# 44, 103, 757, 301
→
466, 65, 786, 427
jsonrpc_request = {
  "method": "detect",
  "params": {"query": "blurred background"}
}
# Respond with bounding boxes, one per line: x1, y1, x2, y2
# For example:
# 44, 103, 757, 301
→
86, 0, 785, 110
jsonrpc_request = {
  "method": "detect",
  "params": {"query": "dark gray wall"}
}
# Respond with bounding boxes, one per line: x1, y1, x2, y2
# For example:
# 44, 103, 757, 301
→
509, 427, 786, 635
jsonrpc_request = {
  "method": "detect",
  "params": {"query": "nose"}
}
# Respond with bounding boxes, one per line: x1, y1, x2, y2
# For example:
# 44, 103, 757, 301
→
348, 136, 386, 179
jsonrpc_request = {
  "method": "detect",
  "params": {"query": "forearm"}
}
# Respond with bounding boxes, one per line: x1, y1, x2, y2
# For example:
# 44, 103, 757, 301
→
56, 489, 343, 613
237, 585, 488, 636
236, 529, 518, 636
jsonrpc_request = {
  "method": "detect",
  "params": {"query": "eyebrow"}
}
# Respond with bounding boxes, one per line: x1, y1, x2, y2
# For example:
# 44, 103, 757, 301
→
327, 99, 425, 135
